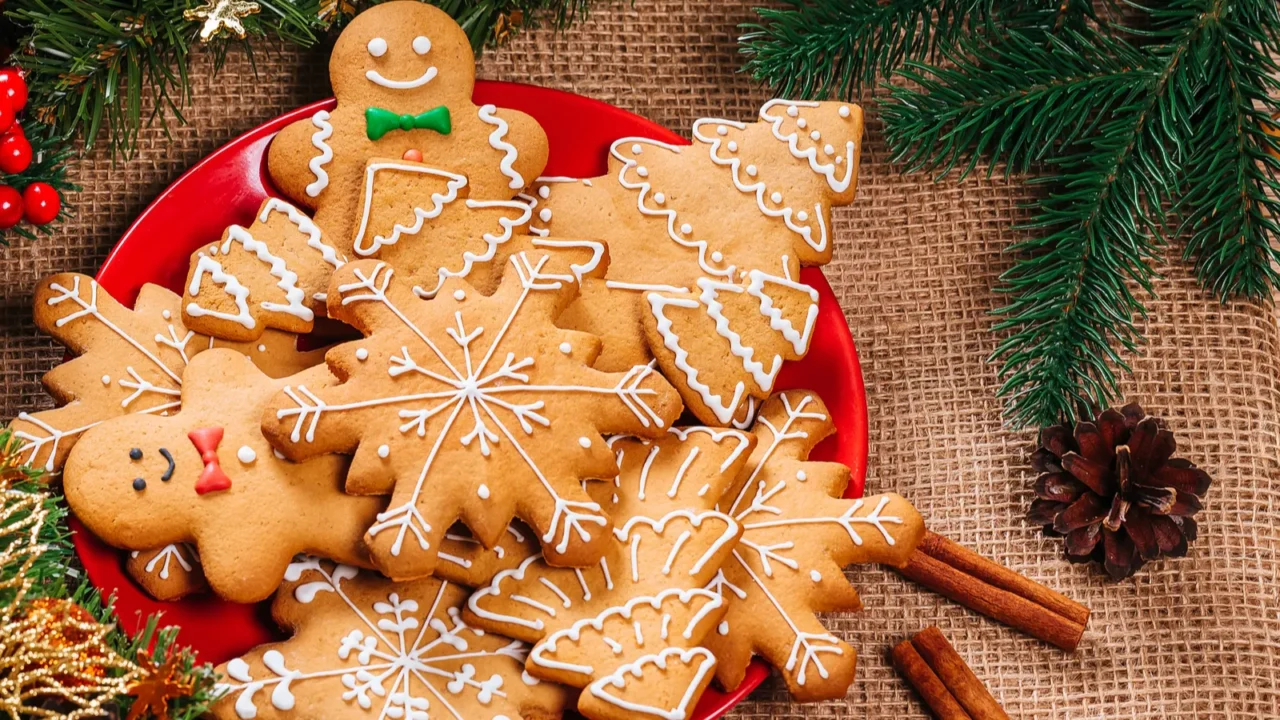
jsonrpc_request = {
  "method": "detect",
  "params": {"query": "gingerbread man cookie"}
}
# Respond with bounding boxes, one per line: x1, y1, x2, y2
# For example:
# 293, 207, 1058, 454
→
261, 249, 684, 581
213, 557, 569, 720
127, 544, 207, 601
707, 390, 924, 700
9, 274, 325, 474
526, 99, 863, 426
466, 427, 755, 720
267, 1, 548, 249
64, 351, 384, 604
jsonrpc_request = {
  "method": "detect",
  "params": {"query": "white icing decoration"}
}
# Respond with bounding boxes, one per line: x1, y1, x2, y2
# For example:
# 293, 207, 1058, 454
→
538, 186, 550, 199
366, 37, 387, 57
478, 104, 524, 189
377, 444, 390, 459
760, 99, 856, 194
199, 223, 314, 323
558, 342, 572, 354
365, 58, 437, 90
718, 621, 729, 635
305, 110, 334, 197
260, 198, 344, 270
412, 36, 431, 54
352, 163, 467, 257
539, 208, 552, 223
605, 281, 690, 294
587, 647, 717, 720
161, 310, 171, 320
796, 470, 807, 481
186, 254, 254, 329
478, 483, 490, 499
101, 375, 110, 385
810, 570, 822, 582
415, 198, 532, 300
578, 436, 591, 448
355, 348, 369, 361
839, 105, 851, 118
144, 544, 195, 580
237, 445, 257, 464
454, 289, 466, 301
257, 344, 266, 352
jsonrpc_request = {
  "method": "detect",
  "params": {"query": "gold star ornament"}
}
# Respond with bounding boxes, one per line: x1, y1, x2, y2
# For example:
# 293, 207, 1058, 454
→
125, 650, 194, 720
184, 0, 261, 42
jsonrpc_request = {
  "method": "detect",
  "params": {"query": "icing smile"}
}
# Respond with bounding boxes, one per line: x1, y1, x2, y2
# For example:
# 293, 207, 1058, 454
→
365, 66, 438, 90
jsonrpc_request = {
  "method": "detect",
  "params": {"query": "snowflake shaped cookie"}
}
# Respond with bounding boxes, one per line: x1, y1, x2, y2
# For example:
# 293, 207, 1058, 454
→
9, 274, 324, 474
525, 99, 863, 426
213, 557, 568, 720
64, 351, 384, 603
708, 390, 925, 700
261, 251, 684, 580
466, 427, 755, 720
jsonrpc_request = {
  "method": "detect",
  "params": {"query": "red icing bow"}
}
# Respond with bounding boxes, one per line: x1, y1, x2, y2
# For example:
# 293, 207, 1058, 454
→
188, 426, 232, 495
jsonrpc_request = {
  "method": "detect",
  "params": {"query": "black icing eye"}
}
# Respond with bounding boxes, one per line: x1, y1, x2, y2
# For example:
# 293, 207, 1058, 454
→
132, 478, 146, 491
129, 448, 142, 461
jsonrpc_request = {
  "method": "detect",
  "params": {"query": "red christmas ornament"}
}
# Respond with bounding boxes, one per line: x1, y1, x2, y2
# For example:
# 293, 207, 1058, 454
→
0, 68, 27, 112
0, 185, 23, 229
0, 96, 13, 135
22, 182, 60, 225
0, 132, 32, 174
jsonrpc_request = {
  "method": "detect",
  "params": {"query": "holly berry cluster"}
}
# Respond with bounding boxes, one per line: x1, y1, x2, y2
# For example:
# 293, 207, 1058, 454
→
0, 68, 60, 230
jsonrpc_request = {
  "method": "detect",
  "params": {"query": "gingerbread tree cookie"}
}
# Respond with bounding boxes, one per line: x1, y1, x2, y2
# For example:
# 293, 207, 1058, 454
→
212, 557, 568, 720
435, 522, 541, 589
64, 352, 384, 604
9, 274, 324, 474
267, 1, 548, 249
708, 390, 925, 700
465, 427, 755, 720
526, 99, 863, 426
261, 251, 683, 580
181, 198, 346, 341
127, 544, 207, 601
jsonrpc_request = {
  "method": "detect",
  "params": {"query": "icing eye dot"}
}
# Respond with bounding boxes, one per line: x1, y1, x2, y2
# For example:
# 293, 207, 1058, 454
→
654, 192, 665, 204
824, 144, 835, 155
453, 289, 466, 301
680, 223, 693, 235
718, 621, 730, 635
101, 375, 111, 385
810, 130, 821, 141
578, 436, 592, 448
796, 118, 807, 129
377, 444, 390, 459
539, 208, 553, 223
237, 446, 257, 464
839, 105, 851, 118
727, 141, 738, 152
538, 185, 550, 199
478, 483, 491, 499
746, 164, 758, 176
786, 105, 799, 117
796, 470, 808, 481
412, 36, 432, 55
771, 192, 783, 203
810, 570, 822, 582
129, 448, 143, 461
712, 251, 724, 263
367, 37, 388, 57
559, 342, 572, 354
355, 348, 369, 361
132, 478, 146, 491
717, 125, 728, 136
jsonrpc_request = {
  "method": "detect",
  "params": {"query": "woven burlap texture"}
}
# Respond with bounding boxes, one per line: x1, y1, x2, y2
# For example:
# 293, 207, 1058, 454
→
2, 2, 1277, 717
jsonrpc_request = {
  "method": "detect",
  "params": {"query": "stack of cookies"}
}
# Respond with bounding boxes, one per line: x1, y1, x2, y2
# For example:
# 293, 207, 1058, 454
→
9, 3, 928, 719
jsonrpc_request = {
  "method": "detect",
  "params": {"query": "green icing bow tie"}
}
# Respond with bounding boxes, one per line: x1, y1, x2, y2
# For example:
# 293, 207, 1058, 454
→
365, 106, 452, 141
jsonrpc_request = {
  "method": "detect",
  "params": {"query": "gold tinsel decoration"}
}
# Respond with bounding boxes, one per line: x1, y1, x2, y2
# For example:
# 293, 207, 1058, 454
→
126, 650, 193, 720
492, 10, 525, 45
318, 0, 357, 23
184, 0, 262, 42
0, 439, 139, 718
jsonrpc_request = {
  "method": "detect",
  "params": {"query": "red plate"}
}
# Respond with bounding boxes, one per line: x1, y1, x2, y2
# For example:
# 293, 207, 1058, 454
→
76, 81, 868, 719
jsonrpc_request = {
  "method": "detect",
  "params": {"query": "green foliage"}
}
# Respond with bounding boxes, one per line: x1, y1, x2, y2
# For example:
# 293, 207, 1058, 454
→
744, 0, 1280, 428
0, 125, 79, 245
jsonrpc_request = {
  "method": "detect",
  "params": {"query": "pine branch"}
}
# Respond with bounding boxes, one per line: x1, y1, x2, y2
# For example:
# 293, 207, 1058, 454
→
0, 126, 78, 244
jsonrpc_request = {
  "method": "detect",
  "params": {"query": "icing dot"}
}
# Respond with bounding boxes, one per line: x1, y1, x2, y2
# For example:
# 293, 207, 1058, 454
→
101, 375, 111, 385
636, 166, 649, 177
786, 105, 799, 117
412, 36, 432, 55
836, 156, 844, 164
718, 621, 730, 635
539, 208, 553, 223
132, 478, 146, 491
796, 470, 808, 481
162, 310, 171, 320
377, 444, 390, 459
711, 251, 724, 263
273, 449, 287, 460
257, 344, 266, 352
578, 437, 592, 448
811, 130, 821, 141
367, 37, 387, 57
771, 192, 783, 203
796, 118, 807, 129
839, 105, 851, 118
727, 141, 738, 152
538, 185, 550, 199
559, 342, 572, 354
797, 211, 809, 222
522, 671, 540, 686
717, 125, 728, 136
453, 289, 466, 301
237, 446, 256, 464
478, 484, 491, 499
402, 149, 423, 162
810, 570, 822, 582
129, 448, 142, 460
355, 348, 369, 361
680, 223, 693, 235
654, 192, 666, 204
824, 144, 835, 155
746, 164, 758, 176
631, 143, 643, 154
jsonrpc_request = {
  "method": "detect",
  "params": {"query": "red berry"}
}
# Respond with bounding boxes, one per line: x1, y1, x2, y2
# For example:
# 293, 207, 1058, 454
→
0, 185, 23, 229
22, 182, 59, 225
0, 96, 13, 135
0, 68, 28, 112
7, 122, 22, 138
0, 132, 32, 174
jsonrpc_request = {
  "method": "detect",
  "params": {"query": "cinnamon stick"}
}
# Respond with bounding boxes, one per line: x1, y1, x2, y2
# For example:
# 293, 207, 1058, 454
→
894, 532, 1088, 651
911, 627, 1009, 720
891, 639, 971, 720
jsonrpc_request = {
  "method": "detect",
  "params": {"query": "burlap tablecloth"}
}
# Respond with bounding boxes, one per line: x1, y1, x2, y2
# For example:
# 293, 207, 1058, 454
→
2, 2, 1277, 717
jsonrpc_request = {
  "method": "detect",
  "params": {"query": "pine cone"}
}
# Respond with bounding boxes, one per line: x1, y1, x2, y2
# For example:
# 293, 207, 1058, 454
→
1027, 403, 1212, 580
